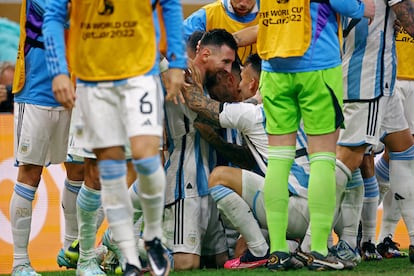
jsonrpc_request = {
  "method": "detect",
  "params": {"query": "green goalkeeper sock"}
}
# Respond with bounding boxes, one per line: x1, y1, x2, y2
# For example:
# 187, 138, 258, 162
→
264, 145, 295, 253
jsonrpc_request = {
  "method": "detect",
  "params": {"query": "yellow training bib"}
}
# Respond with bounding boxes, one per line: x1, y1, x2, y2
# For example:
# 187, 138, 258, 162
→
204, 1, 258, 64
257, 0, 311, 59
68, 0, 157, 81
396, 28, 414, 80
12, 0, 28, 93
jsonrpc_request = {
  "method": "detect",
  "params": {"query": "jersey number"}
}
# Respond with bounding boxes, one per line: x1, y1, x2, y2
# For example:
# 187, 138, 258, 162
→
140, 92, 153, 114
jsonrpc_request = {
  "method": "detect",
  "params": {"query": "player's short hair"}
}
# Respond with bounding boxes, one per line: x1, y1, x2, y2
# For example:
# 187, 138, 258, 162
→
244, 53, 261, 76
187, 30, 205, 53
199, 28, 238, 53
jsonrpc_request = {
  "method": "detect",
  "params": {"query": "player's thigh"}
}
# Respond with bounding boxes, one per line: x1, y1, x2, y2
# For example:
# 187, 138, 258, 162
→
201, 195, 228, 257
124, 75, 164, 138
260, 71, 300, 135
163, 197, 203, 256
76, 85, 126, 149
381, 93, 409, 135
14, 103, 69, 165
338, 99, 383, 147
48, 108, 71, 164
241, 170, 267, 228
395, 79, 414, 134
299, 66, 343, 135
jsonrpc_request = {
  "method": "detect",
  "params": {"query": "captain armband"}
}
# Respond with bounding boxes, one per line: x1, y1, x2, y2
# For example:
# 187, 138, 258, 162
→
159, 57, 169, 73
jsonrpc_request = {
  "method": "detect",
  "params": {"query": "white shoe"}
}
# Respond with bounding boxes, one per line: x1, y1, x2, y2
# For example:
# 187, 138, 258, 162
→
335, 240, 361, 263
11, 263, 41, 276
76, 259, 106, 276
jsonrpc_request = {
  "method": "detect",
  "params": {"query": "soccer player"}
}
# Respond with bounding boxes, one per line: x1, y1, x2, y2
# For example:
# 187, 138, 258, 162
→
163, 29, 237, 270
8, 0, 72, 275
257, 0, 373, 271
184, 0, 259, 64
375, 24, 414, 262
42, 1, 187, 276
338, 0, 414, 266
181, 58, 306, 269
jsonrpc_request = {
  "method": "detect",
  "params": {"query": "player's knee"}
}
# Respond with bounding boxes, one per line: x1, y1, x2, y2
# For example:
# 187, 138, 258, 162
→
208, 166, 227, 188
17, 165, 43, 186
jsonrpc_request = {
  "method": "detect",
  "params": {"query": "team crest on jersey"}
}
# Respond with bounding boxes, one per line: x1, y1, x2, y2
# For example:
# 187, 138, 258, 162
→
98, 0, 114, 15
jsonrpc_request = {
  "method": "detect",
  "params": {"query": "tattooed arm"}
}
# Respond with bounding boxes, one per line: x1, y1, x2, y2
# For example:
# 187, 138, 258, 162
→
391, 0, 414, 37
182, 70, 222, 128
194, 119, 258, 170
232, 25, 258, 47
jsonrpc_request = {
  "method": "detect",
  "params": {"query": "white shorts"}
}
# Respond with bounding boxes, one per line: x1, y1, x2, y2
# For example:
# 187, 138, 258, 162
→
75, 75, 164, 149
66, 102, 133, 162
14, 103, 70, 166
338, 93, 408, 146
163, 196, 228, 256
395, 79, 414, 134
67, 102, 96, 162
241, 170, 309, 240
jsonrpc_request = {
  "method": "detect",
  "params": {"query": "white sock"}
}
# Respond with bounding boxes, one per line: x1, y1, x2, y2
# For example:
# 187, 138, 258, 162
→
334, 169, 362, 245
96, 206, 105, 230
99, 160, 140, 269
62, 178, 82, 249
210, 185, 268, 257
76, 184, 101, 261
389, 147, 414, 245
10, 183, 37, 267
378, 189, 400, 242
361, 176, 379, 243
134, 156, 165, 241
375, 157, 390, 204
128, 180, 143, 223
337, 185, 364, 249
333, 161, 352, 227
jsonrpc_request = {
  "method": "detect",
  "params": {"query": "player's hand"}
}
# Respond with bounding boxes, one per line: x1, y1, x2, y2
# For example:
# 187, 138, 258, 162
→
394, 19, 402, 34
164, 68, 185, 105
363, 0, 375, 25
52, 74, 76, 109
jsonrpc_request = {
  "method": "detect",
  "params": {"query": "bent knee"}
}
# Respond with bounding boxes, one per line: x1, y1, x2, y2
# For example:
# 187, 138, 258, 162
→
208, 166, 228, 188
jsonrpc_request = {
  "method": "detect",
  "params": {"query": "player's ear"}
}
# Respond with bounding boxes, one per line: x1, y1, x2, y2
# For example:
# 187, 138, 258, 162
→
200, 47, 211, 63
249, 77, 258, 93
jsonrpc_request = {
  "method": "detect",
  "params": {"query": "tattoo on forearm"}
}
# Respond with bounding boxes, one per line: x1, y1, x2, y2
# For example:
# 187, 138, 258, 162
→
182, 84, 221, 127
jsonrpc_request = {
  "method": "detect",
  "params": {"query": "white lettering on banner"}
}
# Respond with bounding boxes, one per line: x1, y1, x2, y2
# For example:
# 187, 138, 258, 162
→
0, 158, 66, 244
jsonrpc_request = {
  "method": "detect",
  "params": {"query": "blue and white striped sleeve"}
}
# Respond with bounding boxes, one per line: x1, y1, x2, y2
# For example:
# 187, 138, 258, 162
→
159, 0, 187, 70
42, 0, 69, 78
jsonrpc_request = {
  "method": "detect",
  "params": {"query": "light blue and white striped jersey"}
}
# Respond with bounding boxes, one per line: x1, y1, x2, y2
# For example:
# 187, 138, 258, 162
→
164, 100, 216, 205
219, 102, 310, 198
342, 0, 400, 101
